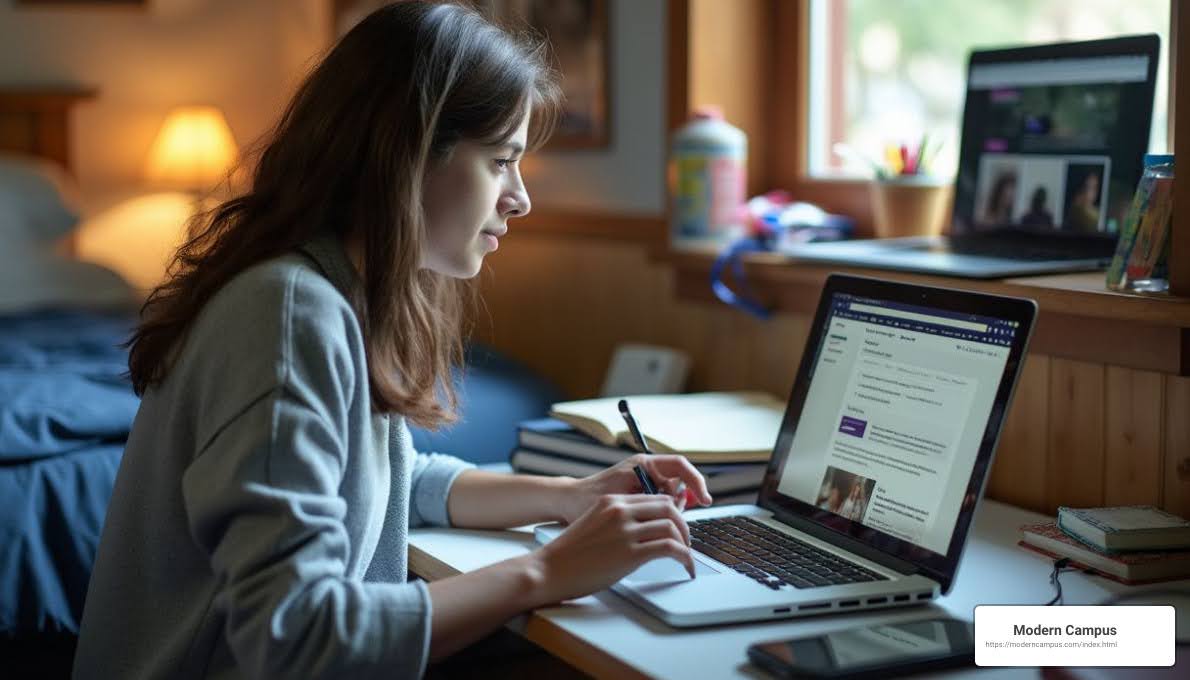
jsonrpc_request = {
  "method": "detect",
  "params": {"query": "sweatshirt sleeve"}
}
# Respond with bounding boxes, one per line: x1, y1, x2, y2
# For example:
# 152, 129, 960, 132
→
179, 276, 433, 680
400, 420, 474, 528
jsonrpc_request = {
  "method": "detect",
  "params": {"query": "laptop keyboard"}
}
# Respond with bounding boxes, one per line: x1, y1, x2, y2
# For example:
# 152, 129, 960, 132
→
688, 517, 888, 590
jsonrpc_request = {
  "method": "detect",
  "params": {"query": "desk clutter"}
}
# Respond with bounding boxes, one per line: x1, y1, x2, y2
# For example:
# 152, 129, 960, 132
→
1019, 505, 1190, 585
509, 391, 786, 504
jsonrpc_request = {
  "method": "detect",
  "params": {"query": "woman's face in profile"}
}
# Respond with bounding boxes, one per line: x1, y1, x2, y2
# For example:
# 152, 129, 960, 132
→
420, 110, 532, 278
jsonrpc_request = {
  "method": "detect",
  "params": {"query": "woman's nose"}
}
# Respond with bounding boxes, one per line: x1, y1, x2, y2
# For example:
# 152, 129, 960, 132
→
499, 189, 531, 218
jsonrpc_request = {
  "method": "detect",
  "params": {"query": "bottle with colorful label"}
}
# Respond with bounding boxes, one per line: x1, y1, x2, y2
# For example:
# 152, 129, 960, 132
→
669, 107, 747, 249
1107, 154, 1173, 293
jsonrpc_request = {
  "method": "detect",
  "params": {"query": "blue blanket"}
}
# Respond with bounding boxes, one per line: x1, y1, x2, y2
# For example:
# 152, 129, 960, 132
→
0, 310, 137, 634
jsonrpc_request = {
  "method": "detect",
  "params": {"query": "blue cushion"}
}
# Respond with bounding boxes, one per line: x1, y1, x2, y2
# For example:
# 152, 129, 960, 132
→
408, 344, 563, 465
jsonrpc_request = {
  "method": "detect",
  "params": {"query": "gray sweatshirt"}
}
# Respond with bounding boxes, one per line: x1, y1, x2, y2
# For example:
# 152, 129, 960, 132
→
72, 236, 474, 679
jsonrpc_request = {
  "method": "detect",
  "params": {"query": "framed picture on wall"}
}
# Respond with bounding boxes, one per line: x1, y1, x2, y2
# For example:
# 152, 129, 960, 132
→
332, 0, 610, 151
487, 0, 610, 150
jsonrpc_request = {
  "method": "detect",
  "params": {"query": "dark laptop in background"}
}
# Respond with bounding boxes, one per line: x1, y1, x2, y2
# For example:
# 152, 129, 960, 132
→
786, 34, 1160, 279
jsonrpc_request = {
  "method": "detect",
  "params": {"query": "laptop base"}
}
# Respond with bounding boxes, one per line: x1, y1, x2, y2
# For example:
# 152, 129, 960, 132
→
785, 236, 1111, 279
535, 504, 939, 628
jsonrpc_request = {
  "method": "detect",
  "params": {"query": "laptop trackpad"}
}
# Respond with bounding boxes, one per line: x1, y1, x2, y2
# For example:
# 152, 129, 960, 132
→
624, 556, 721, 584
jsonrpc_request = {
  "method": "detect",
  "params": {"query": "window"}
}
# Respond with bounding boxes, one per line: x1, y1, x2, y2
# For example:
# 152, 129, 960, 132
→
807, 0, 1171, 179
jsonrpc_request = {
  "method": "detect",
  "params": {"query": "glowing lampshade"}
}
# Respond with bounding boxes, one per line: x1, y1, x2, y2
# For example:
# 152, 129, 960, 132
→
145, 106, 238, 189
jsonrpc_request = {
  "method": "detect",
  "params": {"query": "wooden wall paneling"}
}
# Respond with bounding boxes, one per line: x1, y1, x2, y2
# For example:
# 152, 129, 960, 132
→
513, 212, 666, 245
1165, 375, 1190, 518
746, 313, 809, 401
559, 239, 636, 397
478, 239, 559, 387
481, 235, 688, 398
1103, 367, 1165, 506
648, 269, 738, 395
485, 237, 585, 395
1028, 313, 1186, 375
702, 310, 761, 392
1046, 359, 1106, 513
987, 354, 1050, 513
645, 265, 683, 344
579, 240, 677, 395
569, 240, 615, 394
688, 0, 775, 194
665, 301, 718, 393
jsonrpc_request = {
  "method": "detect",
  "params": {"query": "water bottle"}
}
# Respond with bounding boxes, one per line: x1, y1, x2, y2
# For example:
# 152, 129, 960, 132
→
669, 107, 747, 249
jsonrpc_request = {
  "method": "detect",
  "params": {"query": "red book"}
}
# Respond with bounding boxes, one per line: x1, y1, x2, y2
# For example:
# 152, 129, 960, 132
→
1018, 522, 1190, 585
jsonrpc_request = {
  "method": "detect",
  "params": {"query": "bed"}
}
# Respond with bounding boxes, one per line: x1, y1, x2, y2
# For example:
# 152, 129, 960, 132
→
0, 88, 139, 675
0, 86, 560, 675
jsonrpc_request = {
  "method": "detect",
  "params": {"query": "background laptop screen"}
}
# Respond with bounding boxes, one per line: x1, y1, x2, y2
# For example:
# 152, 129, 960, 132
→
952, 44, 1155, 237
775, 292, 1016, 557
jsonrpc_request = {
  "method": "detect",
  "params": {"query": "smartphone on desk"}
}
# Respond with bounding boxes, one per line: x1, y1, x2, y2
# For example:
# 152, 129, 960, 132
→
746, 617, 974, 679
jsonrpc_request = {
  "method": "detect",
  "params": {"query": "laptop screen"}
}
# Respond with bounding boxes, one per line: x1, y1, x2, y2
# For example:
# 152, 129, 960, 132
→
952, 36, 1158, 238
774, 292, 1016, 556
759, 276, 1035, 592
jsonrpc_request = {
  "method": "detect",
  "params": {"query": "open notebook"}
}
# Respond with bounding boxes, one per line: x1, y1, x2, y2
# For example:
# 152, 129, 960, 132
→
548, 391, 784, 463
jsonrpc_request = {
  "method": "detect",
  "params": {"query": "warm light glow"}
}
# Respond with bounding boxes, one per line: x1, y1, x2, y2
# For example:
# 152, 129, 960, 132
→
145, 106, 238, 189
75, 193, 194, 293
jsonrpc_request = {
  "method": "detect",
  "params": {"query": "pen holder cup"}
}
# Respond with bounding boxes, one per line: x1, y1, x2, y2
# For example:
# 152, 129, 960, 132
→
870, 179, 952, 239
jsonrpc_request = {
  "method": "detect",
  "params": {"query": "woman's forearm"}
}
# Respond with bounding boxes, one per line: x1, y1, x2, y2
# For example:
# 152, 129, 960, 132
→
446, 469, 582, 529
426, 553, 548, 660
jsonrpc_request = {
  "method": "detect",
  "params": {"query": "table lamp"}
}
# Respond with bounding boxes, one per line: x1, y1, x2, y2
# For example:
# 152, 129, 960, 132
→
144, 105, 238, 194
74, 105, 239, 295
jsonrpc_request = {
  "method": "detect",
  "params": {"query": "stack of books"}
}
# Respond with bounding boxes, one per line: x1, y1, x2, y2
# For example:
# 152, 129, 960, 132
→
1019, 505, 1190, 584
510, 391, 786, 505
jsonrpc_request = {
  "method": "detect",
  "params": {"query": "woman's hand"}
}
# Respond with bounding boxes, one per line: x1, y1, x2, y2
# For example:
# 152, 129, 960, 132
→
557, 454, 713, 525
529, 493, 696, 605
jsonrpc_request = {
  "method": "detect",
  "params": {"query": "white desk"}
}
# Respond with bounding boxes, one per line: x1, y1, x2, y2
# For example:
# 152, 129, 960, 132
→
409, 500, 1188, 679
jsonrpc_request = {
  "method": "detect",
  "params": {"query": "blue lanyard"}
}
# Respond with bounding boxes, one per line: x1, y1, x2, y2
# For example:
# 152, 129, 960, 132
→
710, 235, 773, 320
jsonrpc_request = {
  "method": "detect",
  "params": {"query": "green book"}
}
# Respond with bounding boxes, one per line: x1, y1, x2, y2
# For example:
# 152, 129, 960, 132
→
1057, 505, 1190, 553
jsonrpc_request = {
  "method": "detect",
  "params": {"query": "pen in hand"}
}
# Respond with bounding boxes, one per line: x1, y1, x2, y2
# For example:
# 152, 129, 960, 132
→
618, 399, 659, 495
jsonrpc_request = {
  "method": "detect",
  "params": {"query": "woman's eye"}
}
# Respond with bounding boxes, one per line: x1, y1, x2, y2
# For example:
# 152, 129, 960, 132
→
494, 158, 516, 170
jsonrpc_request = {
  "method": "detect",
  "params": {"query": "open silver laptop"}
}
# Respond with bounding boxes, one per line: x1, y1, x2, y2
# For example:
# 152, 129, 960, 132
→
537, 274, 1036, 627
785, 34, 1159, 279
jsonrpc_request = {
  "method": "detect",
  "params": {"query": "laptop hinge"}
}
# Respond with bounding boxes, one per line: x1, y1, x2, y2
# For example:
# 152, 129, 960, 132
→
764, 503, 922, 576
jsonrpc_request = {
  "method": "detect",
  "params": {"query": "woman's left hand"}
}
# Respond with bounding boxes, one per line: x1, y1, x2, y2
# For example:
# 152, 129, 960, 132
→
557, 454, 714, 525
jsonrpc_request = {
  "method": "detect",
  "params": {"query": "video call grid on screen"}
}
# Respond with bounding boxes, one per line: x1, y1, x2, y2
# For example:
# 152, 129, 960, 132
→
775, 293, 1016, 556
953, 52, 1153, 236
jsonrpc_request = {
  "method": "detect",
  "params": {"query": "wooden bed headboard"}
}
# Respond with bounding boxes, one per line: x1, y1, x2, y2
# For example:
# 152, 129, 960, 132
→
0, 88, 96, 175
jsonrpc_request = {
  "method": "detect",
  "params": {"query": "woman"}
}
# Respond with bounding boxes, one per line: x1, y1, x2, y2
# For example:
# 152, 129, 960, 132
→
1019, 186, 1054, 227
839, 479, 868, 522
72, 3, 710, 678
981, 171, 1017, 226
1066, 170, 1102, 232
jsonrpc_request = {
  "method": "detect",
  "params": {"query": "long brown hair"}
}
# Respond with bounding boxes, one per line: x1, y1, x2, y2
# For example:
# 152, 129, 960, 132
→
127, 1, 560, 427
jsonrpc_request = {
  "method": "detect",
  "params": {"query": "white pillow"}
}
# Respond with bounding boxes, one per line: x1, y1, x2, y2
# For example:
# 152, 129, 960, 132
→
0, 152, 81, 244
0, 240, 135, 313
